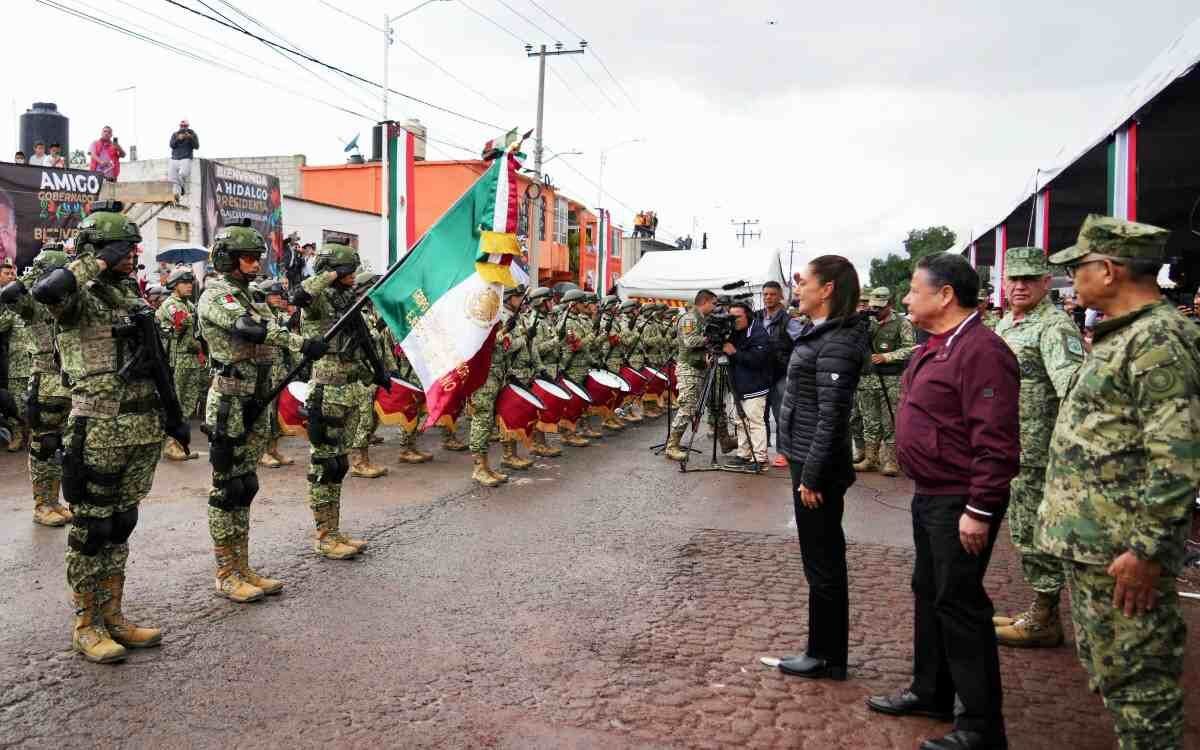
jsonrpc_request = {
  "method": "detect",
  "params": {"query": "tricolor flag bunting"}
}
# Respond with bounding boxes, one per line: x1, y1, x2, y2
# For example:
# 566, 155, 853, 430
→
369, 147, 523, 428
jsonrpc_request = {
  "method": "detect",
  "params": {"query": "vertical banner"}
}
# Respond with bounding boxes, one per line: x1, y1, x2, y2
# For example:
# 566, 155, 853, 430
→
200, 160, 283, 275
596, 207, 606, 294
0, 163, 103, 272
992, 225, 1007, 307
1034, 190, 1050, 251
386, 123, 416, 265
1107, 123, 1138, 221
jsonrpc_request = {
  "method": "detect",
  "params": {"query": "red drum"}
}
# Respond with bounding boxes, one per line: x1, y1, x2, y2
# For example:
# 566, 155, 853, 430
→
495, 383, 545, 446
556, 376, 592, 429
641, 366, 668, 396
530, 378, 570, 433
586, 368, 627, 417
619, 365, 648, 397
375, 377, 424, 430
278, 381, 310, 437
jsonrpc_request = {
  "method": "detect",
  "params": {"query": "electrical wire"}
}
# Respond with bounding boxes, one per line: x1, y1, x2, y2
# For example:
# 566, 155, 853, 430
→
492, 0, 556, 40
525, 0, 636, 108
161, 0, 509, 131
457, 0, 527, 43
32, 0, 373, 123
571, 56, 619, 108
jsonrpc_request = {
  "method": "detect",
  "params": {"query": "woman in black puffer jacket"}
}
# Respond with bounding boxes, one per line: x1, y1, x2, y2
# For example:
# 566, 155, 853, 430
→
775, 255, 870, 682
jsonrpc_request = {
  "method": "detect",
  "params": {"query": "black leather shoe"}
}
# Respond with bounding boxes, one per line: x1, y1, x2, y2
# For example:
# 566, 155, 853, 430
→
866, 690, 954, 721
919, 729, 1007, 750
778, 654, 847, 681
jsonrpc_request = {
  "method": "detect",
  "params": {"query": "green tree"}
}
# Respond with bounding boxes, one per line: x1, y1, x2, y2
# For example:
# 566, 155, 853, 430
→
869, 226, 957, 309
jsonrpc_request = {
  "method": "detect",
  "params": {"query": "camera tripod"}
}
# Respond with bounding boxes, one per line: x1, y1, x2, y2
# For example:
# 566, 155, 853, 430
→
680, 354, 762, 474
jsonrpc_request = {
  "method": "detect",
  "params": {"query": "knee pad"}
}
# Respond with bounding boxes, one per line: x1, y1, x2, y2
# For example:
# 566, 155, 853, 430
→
331, 454, 349, 482
208, 476, 245, 510
109, 506, 139, 544
238, 473, 259, 507
308, 455, 349, 485
68, 516, 113, 556
30, 432, 62, 461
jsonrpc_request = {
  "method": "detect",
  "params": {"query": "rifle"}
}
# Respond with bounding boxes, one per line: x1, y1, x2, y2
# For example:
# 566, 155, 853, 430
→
121, 308, 188, 451
551, 303, 572, 378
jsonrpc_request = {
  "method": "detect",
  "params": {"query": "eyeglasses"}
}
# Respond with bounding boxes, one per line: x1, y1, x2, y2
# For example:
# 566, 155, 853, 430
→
1065, 259, 1109, 279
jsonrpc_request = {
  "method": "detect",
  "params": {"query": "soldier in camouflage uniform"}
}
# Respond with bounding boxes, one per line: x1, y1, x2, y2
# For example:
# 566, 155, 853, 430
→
198, 222, 327, 600
978, 288, 999, 330
559, 289, 599, 445
665, 290, 718, 461
33, 202, 189, 663
619, 301, 652, 423
1, 259, 31, 452
496, 287, 539, 473
527, 287, 563, 457
466, 316, 510, 488
992, 246, 1085, 648
390, 336, 434, 465
344, 272, 390, 479
255, 279, 299, 468
639, 304, 666, 418
156, 267, 205, 460
0, 245, 74, 526
593, 296, 625, 431
1038, 215, 1200, 750
293, 244, 378, 559
853, 287, 915, 476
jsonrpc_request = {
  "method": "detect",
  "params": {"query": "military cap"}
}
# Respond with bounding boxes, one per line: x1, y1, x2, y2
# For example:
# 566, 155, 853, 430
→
145, 284, 168, 298
527, 286, 552, 301
1049, 214, 1170, 266
165, 267, 195, 288
562, 289, 589, 304
868, 287, 891, 308
503, 285, 525, 300
1004, 246, 1050, 278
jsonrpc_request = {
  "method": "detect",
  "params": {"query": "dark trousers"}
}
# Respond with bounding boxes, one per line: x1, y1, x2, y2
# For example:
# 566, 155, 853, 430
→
790, 462, 849, 667
766, 377, 784, 446
910, 494, 1005, 738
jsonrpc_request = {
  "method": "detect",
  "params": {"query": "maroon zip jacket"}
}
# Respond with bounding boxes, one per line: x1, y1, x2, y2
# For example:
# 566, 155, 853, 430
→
896, 312, 1020, 522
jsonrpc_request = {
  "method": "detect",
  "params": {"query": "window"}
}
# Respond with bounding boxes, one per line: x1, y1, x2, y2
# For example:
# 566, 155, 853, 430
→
538, 197, 547, 241
517, 198, 529, 237
554, 196, 568, 244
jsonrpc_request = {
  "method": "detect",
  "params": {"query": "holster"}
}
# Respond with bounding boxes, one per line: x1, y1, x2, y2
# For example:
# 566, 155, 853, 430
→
306, 384, 343, 446
206, 396, 237, 473
60, 417, 122, 506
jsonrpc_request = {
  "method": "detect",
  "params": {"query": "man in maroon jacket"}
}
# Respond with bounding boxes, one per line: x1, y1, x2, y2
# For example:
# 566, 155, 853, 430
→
867, 253, 1020, 750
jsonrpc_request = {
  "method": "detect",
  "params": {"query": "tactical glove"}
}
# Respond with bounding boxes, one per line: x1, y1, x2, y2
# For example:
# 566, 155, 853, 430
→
0, 280, 27, 305
301, 336, 330, 359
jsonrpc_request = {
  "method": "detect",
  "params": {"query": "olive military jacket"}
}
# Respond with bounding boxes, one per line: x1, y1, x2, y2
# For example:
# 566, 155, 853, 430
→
1036, 301, 1200, 573
995, 297, 1085, 468
157, 292, 206, 371
861, 313, 916, 387
675, 307, 707, 370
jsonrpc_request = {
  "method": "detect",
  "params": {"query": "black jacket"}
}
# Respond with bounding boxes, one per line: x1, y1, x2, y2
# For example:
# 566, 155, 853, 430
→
727, 317, 772, 399
758, 306, 790, 382
778, 314, 870, 491
169, 129, 199, 159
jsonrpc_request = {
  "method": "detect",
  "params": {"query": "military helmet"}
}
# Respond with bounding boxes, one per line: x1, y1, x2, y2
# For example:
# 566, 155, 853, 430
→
165, 267, 196, 289
314, 243, 360, 274
211, 219, 266, 272
259, 279, 286, 297
76, 200, 140, 251
354, 270, 380, 293
562, 289, 589, 304
601, 294, 620, 308
145, 284, 168, 299
503, 285, 525, 300
31, 246, 70, 276
527, 286, 552, 302
620, 300, 639, 312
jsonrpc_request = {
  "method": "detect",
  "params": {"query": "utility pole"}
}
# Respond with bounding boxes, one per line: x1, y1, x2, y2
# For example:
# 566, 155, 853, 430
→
731, 219, 762, 248
526, 42, 586, 284
785, 239, 805, 289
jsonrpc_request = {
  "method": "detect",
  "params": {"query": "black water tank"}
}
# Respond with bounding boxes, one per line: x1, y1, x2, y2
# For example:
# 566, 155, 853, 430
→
19, 102, 69, 160
371, 123, 383, 162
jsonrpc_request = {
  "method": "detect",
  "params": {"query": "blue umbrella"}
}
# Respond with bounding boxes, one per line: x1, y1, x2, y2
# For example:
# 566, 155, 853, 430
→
156, 245, 209, 265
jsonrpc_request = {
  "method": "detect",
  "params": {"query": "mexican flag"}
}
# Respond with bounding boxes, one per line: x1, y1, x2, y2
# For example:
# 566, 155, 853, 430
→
369, 149, 522, 428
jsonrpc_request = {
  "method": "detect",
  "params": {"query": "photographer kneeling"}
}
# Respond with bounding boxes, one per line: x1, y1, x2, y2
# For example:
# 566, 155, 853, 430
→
721, 302, 771, 470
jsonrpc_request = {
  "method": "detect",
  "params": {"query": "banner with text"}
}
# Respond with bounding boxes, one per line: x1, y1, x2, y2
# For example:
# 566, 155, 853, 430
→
200, 159, 283, 275
0, 162, 103, 272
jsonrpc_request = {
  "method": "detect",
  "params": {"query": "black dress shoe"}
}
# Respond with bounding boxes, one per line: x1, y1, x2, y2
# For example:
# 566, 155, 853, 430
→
919, 729, 1007, 750
777, 654, 847, 681
866, 690, 954, 721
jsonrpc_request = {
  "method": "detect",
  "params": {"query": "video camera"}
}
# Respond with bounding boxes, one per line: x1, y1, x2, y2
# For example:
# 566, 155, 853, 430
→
703, 281, 754, 351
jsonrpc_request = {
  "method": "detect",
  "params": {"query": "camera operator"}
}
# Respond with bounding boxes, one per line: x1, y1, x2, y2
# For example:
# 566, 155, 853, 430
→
664, 289, 718, 461
721, 301, 771, 470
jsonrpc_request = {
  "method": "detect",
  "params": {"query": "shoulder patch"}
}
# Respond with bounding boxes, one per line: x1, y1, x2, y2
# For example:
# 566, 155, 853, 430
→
1064, 334, 1084, 358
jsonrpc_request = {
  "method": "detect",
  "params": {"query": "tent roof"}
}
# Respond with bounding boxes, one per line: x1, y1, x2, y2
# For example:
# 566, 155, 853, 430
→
617, 247, 785, 301
964, 16, 1200, 250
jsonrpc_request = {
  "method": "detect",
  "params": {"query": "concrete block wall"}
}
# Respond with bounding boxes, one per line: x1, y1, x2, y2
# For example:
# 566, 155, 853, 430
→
118, 154, 307, 197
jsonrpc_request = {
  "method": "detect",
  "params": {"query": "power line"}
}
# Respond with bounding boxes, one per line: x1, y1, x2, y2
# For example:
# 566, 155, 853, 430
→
161, 0, 508, 132
492, 0, 556, 39
526, 0, 636, 108
457, 0, 527, 43
570, 56, 618, 108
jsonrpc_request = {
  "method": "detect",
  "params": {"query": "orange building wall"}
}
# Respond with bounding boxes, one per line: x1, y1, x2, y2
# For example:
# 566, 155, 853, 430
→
300, 163, 383, 214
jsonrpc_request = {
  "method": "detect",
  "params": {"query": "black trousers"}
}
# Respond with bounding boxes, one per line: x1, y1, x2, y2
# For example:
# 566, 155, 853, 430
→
910, 494, 1005, 738
789, 462, 849, 667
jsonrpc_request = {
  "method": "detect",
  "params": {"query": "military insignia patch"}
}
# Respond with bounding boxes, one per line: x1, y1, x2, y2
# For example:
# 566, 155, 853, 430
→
1064, 333, 1084, 358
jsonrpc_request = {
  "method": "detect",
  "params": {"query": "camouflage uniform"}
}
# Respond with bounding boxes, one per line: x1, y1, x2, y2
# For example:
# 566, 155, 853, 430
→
857, 305, 915, 472
666, 306, 709, 459
7, 316, 31, 438
1038, 216, 1200, 749
561, 299, 598, 440
994, 274, 1084, 600
198, 268, 304, 599
298, 260, 374, 558
4, 251, 73, 526
40, 205, 173, 662
156, 289, 208, 419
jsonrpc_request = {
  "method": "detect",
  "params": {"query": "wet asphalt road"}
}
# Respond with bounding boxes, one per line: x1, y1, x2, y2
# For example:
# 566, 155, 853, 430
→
0, 419, 1195, 749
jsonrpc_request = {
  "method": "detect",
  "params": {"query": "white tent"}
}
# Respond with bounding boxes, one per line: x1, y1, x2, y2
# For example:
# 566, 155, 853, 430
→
617, 247, 787, 306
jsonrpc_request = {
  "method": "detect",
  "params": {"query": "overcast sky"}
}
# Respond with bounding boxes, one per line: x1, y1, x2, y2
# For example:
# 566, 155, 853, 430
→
3, 0, 1198, 278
